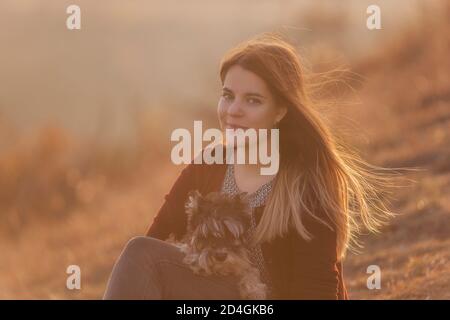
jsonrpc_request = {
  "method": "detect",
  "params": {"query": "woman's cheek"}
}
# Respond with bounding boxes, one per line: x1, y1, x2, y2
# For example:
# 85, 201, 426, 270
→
247, 107, 266, 129
217, 101, 227, 126
257, 104, 276, 129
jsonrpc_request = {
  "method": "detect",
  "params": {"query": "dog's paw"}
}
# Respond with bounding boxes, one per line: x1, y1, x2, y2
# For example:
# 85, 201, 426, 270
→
241, 290, 266, 300
184, 261, 208, 276
175, 243, 189, 253
249, 291, 267, 300
240, 283, 267, 300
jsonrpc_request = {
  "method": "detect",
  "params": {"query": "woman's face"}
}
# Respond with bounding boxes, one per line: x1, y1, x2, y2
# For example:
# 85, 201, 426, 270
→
218, 64, 286, 136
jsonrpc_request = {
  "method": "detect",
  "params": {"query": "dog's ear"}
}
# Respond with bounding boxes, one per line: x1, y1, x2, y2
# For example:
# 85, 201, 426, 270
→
231, 192, 248, 203
185, 189, 202, 218
223, 219, 244, 239
232, 192, 252, 219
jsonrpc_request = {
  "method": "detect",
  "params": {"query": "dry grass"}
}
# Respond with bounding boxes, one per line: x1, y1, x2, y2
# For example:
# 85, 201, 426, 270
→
342, 4, 450, 299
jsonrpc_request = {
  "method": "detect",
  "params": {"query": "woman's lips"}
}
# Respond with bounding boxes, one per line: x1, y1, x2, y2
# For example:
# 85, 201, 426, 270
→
225, 123, 248, 130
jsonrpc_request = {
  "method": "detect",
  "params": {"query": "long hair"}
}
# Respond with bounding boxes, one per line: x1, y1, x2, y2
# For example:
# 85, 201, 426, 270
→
219, 33, 400, 260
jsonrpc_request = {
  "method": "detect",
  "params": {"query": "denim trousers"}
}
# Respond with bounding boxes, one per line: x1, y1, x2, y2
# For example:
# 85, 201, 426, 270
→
103, 236, 241, 299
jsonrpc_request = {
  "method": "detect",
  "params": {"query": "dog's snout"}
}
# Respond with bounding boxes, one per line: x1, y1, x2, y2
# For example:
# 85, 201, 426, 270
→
214, 252, 227, 262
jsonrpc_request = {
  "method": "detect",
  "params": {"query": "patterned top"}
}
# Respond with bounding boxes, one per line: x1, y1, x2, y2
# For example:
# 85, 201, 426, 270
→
220, 164, 276, 296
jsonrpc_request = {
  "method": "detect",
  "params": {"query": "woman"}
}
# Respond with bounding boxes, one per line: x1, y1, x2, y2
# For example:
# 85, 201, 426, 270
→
103, 33, 396, 300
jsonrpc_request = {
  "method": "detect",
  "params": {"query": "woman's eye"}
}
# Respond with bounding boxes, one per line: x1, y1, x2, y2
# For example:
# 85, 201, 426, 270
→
248, 98, 261, 105
222, 93, 233, 100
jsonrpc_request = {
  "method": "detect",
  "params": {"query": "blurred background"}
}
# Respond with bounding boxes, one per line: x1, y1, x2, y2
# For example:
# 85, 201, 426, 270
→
0, 0, 448, 299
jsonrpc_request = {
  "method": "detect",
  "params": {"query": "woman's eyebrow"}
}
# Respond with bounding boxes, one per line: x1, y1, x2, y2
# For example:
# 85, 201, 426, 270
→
222, 87, 266, 99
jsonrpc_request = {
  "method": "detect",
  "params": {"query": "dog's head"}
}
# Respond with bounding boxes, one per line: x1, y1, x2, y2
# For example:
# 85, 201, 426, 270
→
184, 190, 252, 262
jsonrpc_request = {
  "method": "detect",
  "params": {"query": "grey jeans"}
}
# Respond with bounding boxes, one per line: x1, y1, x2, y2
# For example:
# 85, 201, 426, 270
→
103, 236, 241, 299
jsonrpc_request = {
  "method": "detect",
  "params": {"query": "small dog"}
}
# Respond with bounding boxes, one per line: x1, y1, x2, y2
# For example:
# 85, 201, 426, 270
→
173, 189, 267, 300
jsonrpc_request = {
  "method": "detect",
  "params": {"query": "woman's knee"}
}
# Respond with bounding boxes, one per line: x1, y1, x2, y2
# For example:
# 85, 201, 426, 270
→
123, 236, 155, 256
122, 236, 179, 261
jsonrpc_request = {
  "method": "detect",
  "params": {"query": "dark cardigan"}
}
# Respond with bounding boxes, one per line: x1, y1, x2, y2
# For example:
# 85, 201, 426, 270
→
146, 148, 349, 300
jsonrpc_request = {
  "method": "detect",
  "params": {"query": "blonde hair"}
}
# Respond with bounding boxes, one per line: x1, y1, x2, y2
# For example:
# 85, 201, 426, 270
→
219, 33, 401, 259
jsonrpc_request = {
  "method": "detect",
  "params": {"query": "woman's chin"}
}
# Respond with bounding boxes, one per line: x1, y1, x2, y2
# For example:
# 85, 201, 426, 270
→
225, 141, 248, 149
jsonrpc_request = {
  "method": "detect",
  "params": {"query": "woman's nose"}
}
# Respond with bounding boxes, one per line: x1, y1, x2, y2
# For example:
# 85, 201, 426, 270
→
227, 101, 243, 116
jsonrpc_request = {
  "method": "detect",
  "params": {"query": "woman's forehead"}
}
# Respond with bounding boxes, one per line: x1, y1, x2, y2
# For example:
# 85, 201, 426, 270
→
223, 65, 270, 97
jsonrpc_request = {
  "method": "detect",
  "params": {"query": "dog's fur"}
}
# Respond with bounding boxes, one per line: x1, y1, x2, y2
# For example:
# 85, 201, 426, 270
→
171, 190, 267, 299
